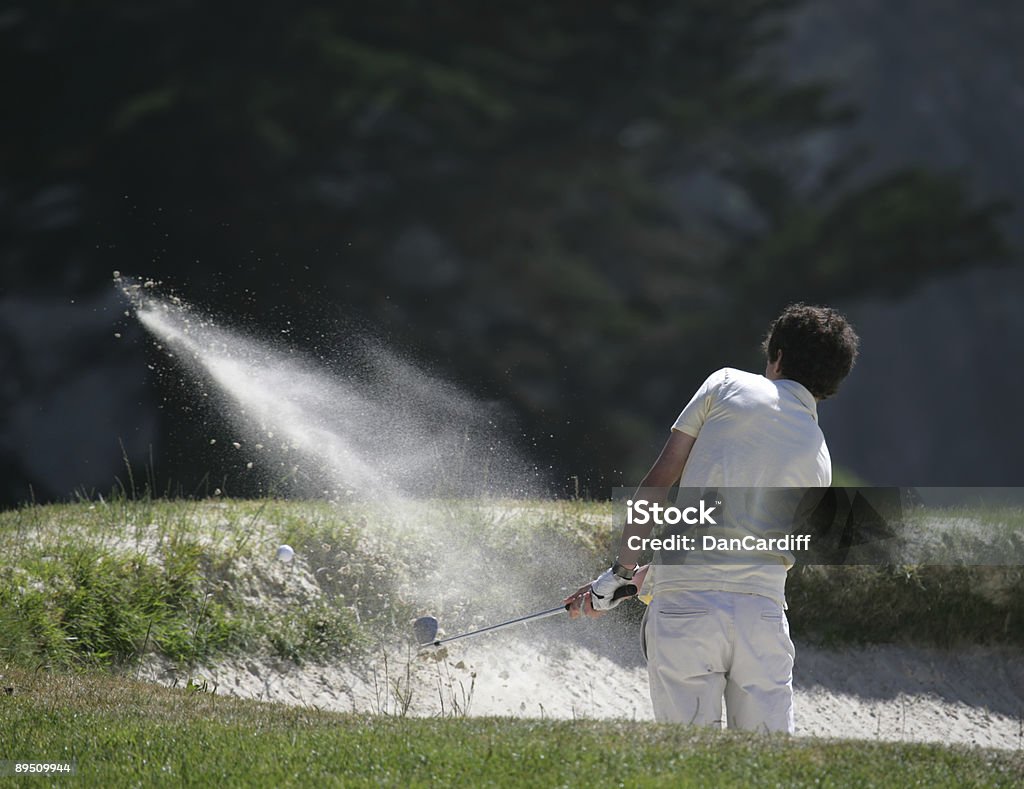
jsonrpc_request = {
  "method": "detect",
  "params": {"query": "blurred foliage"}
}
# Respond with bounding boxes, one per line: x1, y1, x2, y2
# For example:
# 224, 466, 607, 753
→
0, 1, 1012, 495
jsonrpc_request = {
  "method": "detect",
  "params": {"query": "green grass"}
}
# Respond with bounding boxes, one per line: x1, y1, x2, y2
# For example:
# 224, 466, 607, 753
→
0, 498, 392, 669
1, 667, 1020, 788
2, 497, 1024, 671
0, 496, 613, 671
786, 563, 1024, 647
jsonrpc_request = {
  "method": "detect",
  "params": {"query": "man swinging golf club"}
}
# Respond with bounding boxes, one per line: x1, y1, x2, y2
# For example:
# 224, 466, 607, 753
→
564, 303, 859, 733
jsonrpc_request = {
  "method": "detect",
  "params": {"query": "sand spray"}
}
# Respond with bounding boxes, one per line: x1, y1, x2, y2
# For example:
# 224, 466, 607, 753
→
116, 275, 632, 717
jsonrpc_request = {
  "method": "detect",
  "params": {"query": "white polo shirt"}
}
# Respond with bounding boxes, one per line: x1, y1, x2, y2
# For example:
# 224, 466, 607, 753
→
647, 367, 831, 605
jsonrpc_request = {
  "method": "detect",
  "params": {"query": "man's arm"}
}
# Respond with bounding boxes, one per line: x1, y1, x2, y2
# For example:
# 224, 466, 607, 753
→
615, 429, 696, 568
564, 430, 695, 617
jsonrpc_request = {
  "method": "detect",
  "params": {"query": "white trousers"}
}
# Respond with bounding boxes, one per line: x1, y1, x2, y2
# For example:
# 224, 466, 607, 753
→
643, 589, 795, 733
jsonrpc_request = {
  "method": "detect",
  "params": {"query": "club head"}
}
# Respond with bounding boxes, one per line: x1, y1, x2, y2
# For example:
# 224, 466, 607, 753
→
412, 615, 439, 646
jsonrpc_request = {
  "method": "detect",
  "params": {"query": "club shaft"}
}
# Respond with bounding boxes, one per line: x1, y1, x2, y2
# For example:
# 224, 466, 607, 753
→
434, 604, 566, 646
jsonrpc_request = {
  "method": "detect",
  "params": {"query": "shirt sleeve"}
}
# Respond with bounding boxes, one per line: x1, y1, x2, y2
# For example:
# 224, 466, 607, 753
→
672, 368, 726, 438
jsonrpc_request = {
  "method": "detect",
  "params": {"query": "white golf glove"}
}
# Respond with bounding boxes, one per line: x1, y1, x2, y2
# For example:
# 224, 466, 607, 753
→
589, 564, 635, 611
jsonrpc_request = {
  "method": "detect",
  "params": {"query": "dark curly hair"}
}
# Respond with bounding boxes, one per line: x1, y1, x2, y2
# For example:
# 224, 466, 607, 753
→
761, 304, 859, 399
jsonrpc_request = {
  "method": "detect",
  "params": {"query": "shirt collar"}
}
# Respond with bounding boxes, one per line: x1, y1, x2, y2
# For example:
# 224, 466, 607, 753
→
775, 378, 818, 421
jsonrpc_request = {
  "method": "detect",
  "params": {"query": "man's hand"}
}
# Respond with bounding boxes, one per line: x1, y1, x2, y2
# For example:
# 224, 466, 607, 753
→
589, 566, 634, 610
563, 583, 600, 619
563, 565, 647, 619
561, 564, 647, 622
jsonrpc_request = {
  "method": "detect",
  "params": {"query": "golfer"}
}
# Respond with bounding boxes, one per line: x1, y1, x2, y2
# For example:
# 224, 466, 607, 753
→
565, 303, 859, 732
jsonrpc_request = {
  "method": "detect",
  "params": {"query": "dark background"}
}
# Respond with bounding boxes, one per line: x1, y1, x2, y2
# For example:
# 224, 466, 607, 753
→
3, 0, 1023, 505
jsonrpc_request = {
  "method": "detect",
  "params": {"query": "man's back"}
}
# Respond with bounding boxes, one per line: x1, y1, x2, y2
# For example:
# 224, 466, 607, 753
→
674, 367, 831, 488
650, 367, 831, 605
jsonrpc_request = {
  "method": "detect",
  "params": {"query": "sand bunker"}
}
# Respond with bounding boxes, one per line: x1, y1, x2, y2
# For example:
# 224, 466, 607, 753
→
138, 636, 1024, 751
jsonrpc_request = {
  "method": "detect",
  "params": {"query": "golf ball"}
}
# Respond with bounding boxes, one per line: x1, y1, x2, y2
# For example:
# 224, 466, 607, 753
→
276, 544, 295, 563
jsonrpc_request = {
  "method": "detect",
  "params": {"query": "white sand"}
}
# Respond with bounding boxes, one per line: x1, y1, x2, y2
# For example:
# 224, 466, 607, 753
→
138, 636, 1024, 750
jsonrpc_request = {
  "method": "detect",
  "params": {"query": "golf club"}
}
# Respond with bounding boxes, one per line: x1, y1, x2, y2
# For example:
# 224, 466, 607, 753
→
413, 583, 638, 647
